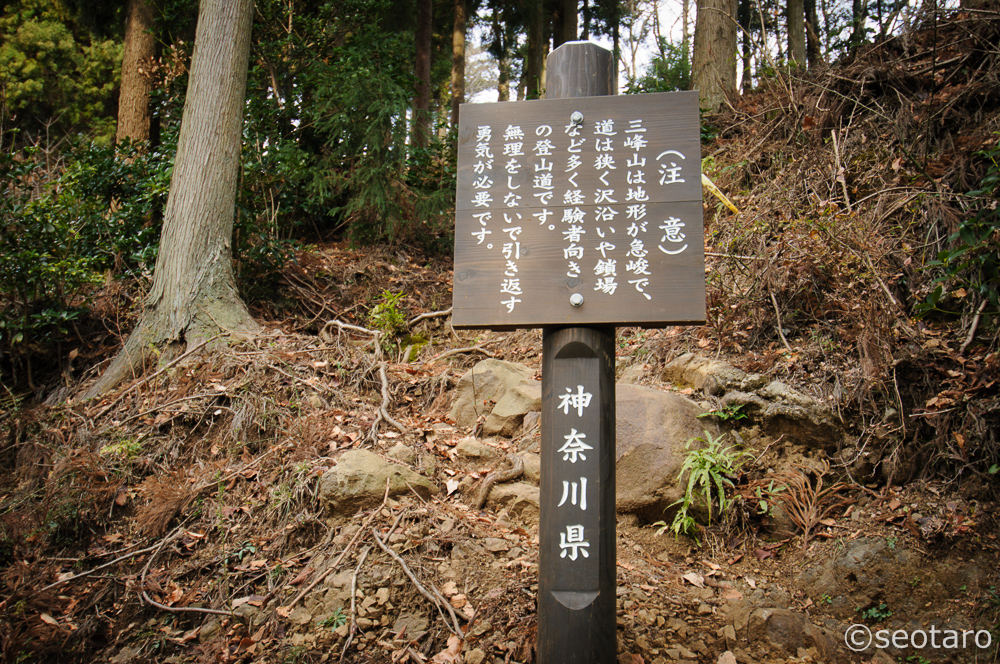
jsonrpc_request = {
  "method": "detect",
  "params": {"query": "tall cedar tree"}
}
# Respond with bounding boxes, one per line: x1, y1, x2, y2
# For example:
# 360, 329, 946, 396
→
451, 0, 466, 126
85, 0, 258, 398
412, 0, 433, 147
692, 0, 737, 111
116, 0, 157, 143
787, 0, 806, 66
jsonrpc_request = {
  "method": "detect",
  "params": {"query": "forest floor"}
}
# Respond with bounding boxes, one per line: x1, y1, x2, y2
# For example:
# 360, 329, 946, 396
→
3, 9, 1000, 664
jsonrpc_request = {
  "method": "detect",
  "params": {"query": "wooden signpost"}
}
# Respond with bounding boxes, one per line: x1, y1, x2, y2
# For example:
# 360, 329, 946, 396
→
453, 41, 705, 663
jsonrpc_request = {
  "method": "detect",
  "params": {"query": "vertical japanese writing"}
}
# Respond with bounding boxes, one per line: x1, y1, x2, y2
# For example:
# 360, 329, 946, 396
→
591, 118, 619, 296
555, 383, 595, 562
500, 124, 524, 312
655, 149, 688, 256
623, 119, 654, 300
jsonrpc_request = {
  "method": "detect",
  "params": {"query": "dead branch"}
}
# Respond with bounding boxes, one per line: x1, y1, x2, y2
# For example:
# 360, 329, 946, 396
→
39, 541, 158, 593
371, 362, 406, 437
89, 334, 221, 417
339, 545, 372, 664
769, 292, 794, 353
959, 299, 989, 355
140, 524, 233, 616
280, 482, 389, 611
408, 308, 452, 327
420, 343, 496, 365
371, 527, 464, 638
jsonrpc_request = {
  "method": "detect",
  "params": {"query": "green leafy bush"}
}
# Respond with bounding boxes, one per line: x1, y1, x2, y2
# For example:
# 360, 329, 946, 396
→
655, 431, 749, 542
917, 136, 1000, 321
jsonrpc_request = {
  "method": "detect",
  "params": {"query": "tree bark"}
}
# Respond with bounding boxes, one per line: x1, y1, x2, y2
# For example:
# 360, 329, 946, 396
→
85, 0, 258, 399
412, 0, 433, 147
492, 9, 512, 101
116, 0, 157, 144
692, 0, 737, 112
787, 0, 806, 66
525, 0, 545, 99
739, 0, 751, 91
450, 0, 466, 127
556, 0, 578, 46
805, 0, 823, 67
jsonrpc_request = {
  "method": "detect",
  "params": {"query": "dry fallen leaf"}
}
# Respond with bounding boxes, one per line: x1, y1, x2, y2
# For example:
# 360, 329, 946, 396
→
682, 572, 705, 588
40, 613, 59, 626
430, 635, 463, 663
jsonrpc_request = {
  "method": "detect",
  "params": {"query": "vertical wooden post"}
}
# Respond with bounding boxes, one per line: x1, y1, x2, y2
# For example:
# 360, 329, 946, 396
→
537, 42, 617, 664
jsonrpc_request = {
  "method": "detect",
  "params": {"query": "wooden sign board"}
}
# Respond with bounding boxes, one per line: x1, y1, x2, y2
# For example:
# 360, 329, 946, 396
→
453, 90, 705, 330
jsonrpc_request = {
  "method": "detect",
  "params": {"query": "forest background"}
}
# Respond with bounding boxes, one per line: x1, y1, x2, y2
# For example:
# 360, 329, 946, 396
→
5, 0, 993, 394
2, 0, 1000, 661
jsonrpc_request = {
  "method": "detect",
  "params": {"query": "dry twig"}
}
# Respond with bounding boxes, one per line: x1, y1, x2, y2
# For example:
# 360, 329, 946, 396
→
371, 528, 464, 638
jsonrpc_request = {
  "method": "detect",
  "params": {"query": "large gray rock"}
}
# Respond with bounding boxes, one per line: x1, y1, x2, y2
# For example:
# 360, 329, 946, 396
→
661, 353, 843, 448
449, 360, 538, 435
318, 450, 438, 517
614, 383, 719, 518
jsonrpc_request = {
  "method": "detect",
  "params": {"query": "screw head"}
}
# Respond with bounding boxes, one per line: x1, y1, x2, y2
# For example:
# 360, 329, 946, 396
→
569, 293, 584, 307
571, 111, 584, 125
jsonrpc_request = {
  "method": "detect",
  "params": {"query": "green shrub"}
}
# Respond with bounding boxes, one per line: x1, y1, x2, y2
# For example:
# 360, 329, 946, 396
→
655, 431, 749, 542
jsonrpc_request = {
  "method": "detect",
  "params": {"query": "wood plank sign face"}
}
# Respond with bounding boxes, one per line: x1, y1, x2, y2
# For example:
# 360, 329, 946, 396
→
453, 90, 705, 329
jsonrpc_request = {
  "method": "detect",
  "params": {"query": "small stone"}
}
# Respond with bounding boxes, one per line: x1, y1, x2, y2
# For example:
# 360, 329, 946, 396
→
455, 437, 497, 459
723, 625, 736, 642
387, 442, 416, 464
290, 607, 313, 626
484, 537, 509, 552
375, 587, 390, 605
199, 619, 221, 643
697, 603, 713, 615
465, 649, 487, 664
717, 652, 737, 664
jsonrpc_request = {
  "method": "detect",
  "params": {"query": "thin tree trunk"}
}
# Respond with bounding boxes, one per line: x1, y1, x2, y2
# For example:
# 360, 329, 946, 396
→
805, 0, 823, 66
693, 0, 737, 111
682, 0, 691, 84
560, 0, 578, 44
450, 0, 466, 126
787, 0, 806, 66
525, 0, 544, 99
491, 9, 511, 101
850, 0, 866, 54
739, 0, 751, 91
116, 0, 157, 144
85, 0, 258, 399
413, 0, 433, 147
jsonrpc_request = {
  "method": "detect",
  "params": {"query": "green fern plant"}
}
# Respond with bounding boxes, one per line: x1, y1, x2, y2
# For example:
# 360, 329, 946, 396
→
655, 431, 749, 541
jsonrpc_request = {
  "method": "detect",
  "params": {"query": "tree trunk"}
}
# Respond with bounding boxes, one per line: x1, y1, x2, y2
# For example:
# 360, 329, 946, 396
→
450, 0, 466, 127
692, 0, 737, 112
787, 0, 806, 66
739, 0, 751, 91
525, 0, 544, 99
682, 0, 691, 84
804, 0, 823, 67
116, 0, 157, 144
559, 0, 578, 45
849, 0, 866, 54
412, 0, 433, 147
85, 0, 258, 399
490, 9, 512, 101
